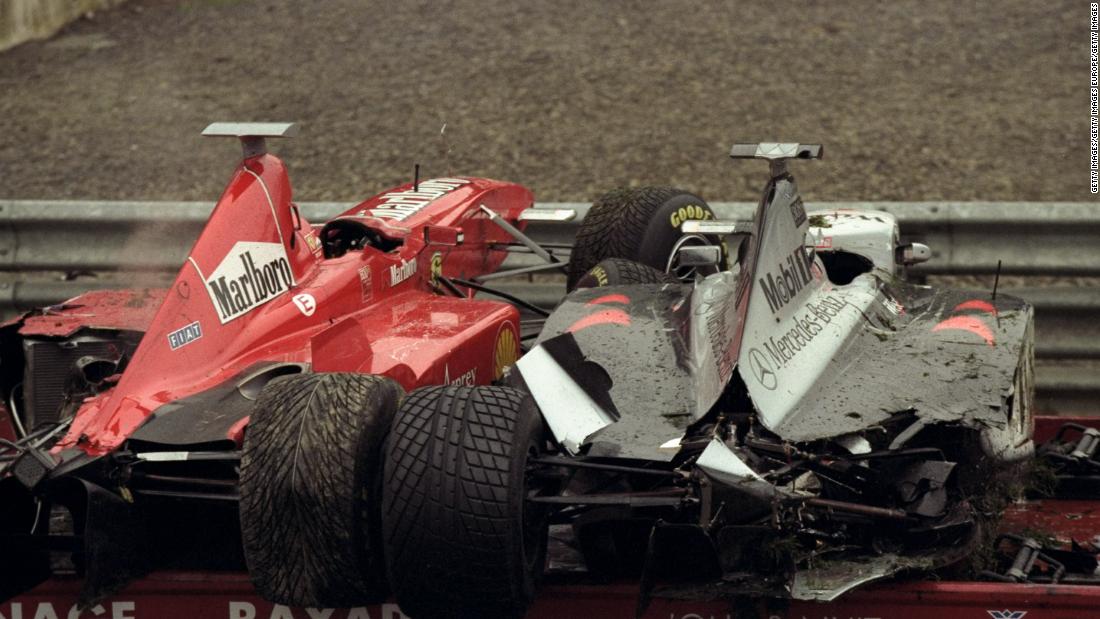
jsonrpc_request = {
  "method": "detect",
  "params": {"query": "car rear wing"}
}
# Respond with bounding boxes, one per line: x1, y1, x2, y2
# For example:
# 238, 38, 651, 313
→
729, 142, 823, 160
202, 122, 298, 158
730, 142, 823, 177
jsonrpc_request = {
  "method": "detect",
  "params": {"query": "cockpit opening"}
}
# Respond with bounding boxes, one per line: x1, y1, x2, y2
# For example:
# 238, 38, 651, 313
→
817, 250, 874, 286
320, 219, 403, 258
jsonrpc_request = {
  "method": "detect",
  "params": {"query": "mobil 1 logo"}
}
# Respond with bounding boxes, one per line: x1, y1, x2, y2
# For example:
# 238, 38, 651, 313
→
758, 245, 814, 314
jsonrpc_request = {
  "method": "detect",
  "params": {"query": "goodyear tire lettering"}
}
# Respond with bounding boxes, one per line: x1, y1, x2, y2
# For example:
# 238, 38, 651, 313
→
669, 205, 714, 228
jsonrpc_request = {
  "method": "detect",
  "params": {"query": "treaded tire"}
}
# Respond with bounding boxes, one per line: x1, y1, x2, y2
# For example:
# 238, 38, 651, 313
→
573, 257, 680, 289
383, 385, 546, 619
239, 372, 402, 607
566, 186, 718, 290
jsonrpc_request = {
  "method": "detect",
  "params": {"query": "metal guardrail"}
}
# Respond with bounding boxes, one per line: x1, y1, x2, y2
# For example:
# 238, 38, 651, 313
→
0, 201, 1097, 274
0, 200, 1097, 412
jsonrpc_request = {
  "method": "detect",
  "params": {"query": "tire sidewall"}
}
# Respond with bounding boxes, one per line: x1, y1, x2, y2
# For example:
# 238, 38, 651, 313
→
510, 391, 547, 603
382, 385, 548, 618
573, 257, 679, 289
239, 372, 401, 606
635, 192, 715, 271
346, 376, 402, 588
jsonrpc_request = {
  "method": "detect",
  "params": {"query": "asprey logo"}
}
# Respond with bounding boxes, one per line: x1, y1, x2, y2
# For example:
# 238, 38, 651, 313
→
758, 245, 814, 313
444, 364, 476, 386
363, 178, 470, 221
987, 612, 1027, 619
204, 242, 296, 324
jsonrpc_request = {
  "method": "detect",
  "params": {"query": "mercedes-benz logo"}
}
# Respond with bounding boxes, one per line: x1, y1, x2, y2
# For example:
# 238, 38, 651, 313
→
748, 348, 777, 390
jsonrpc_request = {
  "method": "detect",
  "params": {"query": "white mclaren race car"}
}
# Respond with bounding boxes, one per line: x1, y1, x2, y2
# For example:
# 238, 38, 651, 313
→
378, 143, 1034, 619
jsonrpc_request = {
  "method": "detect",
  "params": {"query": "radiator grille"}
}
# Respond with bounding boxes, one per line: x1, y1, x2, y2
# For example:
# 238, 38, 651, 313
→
23, 337, 120, 429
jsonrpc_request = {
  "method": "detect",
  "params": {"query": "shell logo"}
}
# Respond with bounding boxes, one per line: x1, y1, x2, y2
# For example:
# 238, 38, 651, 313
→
430, 251, 444, 286
493, 322, 519, 379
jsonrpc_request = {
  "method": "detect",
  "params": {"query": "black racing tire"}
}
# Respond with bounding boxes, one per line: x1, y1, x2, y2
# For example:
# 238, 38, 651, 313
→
239, 372, 403, 608
382, 385, 547, 619
573, 257, 680, 290
566, 186, 719, 290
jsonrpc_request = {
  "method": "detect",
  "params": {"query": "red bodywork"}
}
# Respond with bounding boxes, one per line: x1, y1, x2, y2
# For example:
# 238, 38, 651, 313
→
18, 154, 530, 457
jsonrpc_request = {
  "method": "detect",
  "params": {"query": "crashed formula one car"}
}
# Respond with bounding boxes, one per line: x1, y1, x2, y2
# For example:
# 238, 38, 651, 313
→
0, 123, 571, 607
383, 143, 1036, 618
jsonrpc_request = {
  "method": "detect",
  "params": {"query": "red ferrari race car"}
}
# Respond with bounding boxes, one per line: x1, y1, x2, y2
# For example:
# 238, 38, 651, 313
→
0, 123, 571, 608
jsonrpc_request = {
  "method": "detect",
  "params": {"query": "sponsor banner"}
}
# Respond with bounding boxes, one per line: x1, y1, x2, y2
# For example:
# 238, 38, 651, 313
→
361, 178, 470, 221
304, 232, 322, 254
493, 321, 519, 379
292, 293, 317, 317
668, 203, 712, 228
789, 196, 807, 227
388, 259, 416, 287
758, 246, 815, 314
204, 242, 296, 324
444, 365, 476, 386
747, 347, 777, 390
761, 295, 848, 368
358, 266, 372, 303
429, 252, 444, 286
166, 321, 202, 350
703, 291, 737, 382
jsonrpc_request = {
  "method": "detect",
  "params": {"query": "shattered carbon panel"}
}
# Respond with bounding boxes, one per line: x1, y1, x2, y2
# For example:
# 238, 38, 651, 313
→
756, 279, 1033, 443
535, 283, 702, 460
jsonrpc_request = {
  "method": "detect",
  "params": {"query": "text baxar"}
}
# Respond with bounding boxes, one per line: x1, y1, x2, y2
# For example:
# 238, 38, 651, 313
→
204, 241, 296, 324
759, 245, 815, 313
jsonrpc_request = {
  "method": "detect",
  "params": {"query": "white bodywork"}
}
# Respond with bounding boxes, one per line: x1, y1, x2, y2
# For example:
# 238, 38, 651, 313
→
807, 209, 900, 274
514, 345, 614, 455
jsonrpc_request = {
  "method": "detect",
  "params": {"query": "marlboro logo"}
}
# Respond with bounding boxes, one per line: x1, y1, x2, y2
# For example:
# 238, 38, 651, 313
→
363, 178, 470, 221
389, 259, 417, 286
204, 242, 296, 324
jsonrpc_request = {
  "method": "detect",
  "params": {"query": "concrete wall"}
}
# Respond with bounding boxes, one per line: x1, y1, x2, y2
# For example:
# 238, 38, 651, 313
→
0, 0, 127, 52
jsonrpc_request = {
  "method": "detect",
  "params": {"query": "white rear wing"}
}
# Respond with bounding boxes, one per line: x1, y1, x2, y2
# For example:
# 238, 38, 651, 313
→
729, 142, 823, 161
202, 122, 298, 158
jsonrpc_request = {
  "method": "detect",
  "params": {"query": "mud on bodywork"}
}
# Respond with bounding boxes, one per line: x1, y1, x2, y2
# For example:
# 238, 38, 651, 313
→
522, 272, 1034, 601
0, 125, 542, 608
0, 289, 245, 604
514, 143, 1036, 603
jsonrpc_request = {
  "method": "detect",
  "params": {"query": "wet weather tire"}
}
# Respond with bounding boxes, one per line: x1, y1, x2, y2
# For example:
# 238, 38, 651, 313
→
566, 187, 718, 290
239, 372, 402, 608
383, 385, 547, 619
573, 257, 680, 289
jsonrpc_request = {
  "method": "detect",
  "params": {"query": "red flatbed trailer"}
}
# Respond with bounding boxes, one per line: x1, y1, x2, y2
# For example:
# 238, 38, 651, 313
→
5, 418, 1100, 619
